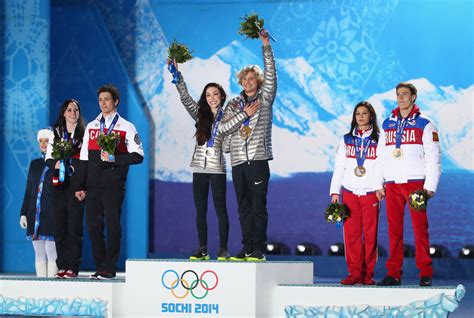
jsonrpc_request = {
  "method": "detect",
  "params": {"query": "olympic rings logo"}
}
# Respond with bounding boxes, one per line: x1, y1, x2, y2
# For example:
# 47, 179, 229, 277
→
161, 269, 219, 299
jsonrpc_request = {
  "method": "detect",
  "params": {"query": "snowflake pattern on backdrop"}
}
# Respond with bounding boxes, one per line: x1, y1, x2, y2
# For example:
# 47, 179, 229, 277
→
4, 1, 49, 177
272, 0, 400, 100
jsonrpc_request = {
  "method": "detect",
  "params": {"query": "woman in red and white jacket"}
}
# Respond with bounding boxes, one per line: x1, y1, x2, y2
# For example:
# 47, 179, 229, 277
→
329, 101, 384, 285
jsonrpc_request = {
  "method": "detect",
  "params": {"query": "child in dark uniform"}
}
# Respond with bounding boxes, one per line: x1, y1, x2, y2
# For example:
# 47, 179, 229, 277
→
20, 128, 57, 277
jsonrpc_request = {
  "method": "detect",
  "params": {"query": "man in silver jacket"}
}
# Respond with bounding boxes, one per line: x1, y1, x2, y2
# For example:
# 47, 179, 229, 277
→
218, 30, 277, 261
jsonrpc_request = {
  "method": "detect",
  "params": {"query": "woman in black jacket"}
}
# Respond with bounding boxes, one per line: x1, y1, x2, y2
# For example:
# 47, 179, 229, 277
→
45, 99, 86, 278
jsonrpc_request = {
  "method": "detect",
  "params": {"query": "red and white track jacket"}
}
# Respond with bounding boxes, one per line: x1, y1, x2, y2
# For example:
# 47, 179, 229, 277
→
75, 112, 144, 190
330, 128, 384, 196
378, 105, 441, 192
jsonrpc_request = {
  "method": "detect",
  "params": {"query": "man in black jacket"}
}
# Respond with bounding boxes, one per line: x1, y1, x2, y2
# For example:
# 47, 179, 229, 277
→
75, 84, 144, 279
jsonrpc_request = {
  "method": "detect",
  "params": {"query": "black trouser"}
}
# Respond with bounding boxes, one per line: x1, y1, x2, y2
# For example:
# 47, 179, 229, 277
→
193, 173, 229, 249
231, 160, 270, 253
53, 186, 84, 273
85, 187, 125, 274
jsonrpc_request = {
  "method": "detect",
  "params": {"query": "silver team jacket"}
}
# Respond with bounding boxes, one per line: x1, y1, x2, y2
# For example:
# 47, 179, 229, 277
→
218, 45, 277, 167
175, 74, 229, 173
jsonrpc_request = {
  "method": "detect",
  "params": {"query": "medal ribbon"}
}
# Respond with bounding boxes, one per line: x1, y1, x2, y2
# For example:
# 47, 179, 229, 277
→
353, 134, 372, 168
239, 92, 258, 127
207, 108, 224, 148
395, 115, 409, 149
167, 63, 179, 84
61, 128, 75, 179
33, 165, 49, 239
100, 114, 119, 135
99, 114, 120, 161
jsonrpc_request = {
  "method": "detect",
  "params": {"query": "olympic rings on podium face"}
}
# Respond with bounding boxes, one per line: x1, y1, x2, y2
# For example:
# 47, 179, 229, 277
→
171, 278, 190, 299
161, 269, 219, 299
181, 270, 199, 290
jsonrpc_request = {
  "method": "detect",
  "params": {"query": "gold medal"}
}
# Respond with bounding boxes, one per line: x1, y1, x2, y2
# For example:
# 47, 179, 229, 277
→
392, 148, 403, 159
354, 166, 366, 177
240, 126, 252, 139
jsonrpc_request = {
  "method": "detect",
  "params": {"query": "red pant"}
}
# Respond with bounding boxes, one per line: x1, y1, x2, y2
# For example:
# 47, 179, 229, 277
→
385, 181, 432, 279
342, 190, 379, 279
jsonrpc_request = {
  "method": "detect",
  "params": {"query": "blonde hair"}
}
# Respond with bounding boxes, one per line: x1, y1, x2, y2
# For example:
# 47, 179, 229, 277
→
237, 65, 263, 87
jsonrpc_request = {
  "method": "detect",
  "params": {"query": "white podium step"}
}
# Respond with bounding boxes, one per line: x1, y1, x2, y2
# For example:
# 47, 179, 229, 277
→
122, 259, 313, 317
0, 276, 122, 316
278, 284, 465, 317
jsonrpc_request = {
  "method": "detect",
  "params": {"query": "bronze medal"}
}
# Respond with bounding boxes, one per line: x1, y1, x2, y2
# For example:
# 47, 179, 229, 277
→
392, 148, 403, 159
354, 166, 366, 177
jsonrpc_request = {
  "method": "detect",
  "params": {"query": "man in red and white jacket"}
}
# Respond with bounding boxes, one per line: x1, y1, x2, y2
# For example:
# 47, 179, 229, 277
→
74, 84, 144, 280
377, 82, 441, 287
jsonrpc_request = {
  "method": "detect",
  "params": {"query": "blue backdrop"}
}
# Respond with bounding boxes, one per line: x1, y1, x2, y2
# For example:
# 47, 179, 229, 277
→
147, 0, 474, 257
1, 0, 473, 272
1, 0, 150, 272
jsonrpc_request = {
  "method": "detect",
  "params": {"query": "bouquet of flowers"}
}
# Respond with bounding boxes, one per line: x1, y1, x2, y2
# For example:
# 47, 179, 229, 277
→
51, 139, 75, 161
238, 12, 265, 40
51, 138, 75, 185
167, 40, 193, 64
97, 132, 121, 155
324, 203, 350, 225
238, 12, 277, 41
409, 189, 430, 211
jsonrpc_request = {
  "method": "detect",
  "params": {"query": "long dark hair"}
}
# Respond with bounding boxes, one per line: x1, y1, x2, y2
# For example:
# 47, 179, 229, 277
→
195, 83, 227, 146
53, 99, 86, 143
347, 101, 379, 142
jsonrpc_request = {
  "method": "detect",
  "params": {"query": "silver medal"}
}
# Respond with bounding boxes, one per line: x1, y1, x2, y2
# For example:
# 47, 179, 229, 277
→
205, 147, 216, 158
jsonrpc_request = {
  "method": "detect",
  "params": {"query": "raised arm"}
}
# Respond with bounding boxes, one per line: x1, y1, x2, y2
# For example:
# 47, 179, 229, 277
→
168, 59, 199, 121
259, 30, 277, 107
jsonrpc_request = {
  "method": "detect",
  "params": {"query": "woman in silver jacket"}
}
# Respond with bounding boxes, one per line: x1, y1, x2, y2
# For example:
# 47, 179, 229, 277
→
169, 60, 258, 260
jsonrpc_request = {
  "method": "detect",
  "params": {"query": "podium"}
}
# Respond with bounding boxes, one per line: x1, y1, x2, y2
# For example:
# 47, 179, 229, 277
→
122, 259, 313, 317
0, 259, 465, 317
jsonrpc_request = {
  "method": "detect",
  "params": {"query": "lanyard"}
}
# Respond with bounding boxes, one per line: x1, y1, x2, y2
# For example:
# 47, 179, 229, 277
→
395, 116, 409, 149
353, 134, 372, 167
33, 165, 49, 239
100, 114, 119, 135
207, 108, 224, 148
238, 92, 258, 126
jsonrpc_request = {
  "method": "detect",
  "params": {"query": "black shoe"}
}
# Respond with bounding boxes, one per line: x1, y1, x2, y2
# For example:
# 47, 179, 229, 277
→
217, 247, 230, 261
247, 250, 266, 262
97, 271, 116, 280
230, 249, 252, 261
89, 272, 101, 280
377, 275, 401, 286
420, 276, 432, 287
189, 247, 210, 261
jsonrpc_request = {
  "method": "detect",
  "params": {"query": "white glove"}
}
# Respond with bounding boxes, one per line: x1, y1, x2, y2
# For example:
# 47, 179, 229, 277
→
19, 216, 27, 229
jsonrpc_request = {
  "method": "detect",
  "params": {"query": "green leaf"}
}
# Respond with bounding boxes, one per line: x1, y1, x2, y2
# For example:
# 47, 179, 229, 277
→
97, 132, 121, 154
51, 139, 75, 160
168, 40, 194, 64
238, 12, 265, 40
